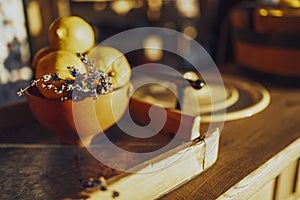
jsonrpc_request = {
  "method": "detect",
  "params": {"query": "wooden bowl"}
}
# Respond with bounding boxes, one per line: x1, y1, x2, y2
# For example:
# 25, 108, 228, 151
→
25, 82, 131, 146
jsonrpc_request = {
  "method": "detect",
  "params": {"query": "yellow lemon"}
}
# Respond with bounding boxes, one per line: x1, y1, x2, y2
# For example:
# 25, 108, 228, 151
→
87, 46, 131, 88
48, 16, 95, 53
31, 46, 54, 73
35, 50, 86, 99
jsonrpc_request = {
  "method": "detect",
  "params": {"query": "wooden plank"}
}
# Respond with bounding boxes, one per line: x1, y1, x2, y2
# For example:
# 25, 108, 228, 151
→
286, 193, 300, 200
248, 179, 275, 200
274, 160, 298, 200
295, 159, 300, 194
88, 129, 220, 200
217, 138, 300, 200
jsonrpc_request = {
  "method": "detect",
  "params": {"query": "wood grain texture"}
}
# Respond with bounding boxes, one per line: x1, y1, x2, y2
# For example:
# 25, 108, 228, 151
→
1, 66, 300, 199
160, 87, 300, 199
297, 159, 300, 194
254, 12, 300, 34
234, 41, 300, 77
274, 160, 298, 200
248, 179, 275, 200
0, 105, 216, 199
218, 136, 300, 200
0, 130, 185, 199
89, 129, 219, 200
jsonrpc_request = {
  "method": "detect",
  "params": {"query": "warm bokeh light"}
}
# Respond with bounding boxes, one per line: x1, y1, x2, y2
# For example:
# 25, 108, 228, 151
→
143, 36, 163, 61
148, 0, 162, 11
110, 0, 135, 15
19, 67, 33, 81
176, 0, 200, 18
258, 8, 268, 16
258, 8, 284, 17
93, 2, 107, 11
182, 25, 198, 39
268, 9, 284, 16
27, 1, 42, 36
281, 0, 300, 8
57, 0, 71, 17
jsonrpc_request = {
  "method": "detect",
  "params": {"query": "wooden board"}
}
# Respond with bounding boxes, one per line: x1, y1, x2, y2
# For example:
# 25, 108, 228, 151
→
88, 129, 219, 200
274, 160, 298, 200
0, 102, 219, 199
248, 179, 275, 200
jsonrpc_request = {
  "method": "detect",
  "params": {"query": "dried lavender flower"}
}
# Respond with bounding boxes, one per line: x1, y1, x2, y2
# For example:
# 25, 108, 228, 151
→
17, 89, 25, 97
17, 53, 113, 101
100, 185, 107, 191
112, 191, 120, 198
30, 80, 38, 86
42, 83, 53, 90
42, 74, 52, 82
77, 53, 94, 67
52, 73, 61, 82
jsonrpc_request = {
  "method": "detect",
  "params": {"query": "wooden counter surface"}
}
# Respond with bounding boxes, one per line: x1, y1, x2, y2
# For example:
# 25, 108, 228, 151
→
1, 66, 300, 199
161, 87, 300, 200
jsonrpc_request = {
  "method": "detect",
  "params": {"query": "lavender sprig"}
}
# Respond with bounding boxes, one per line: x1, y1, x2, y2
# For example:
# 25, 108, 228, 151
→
17, 53, 113, 101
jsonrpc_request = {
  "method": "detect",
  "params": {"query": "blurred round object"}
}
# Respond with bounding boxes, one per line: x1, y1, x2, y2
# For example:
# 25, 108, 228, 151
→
231, 5, 300, 77
132, 79, 239, 115
87, 46, 131, 88
131, 75, 270, 122
18, 66, 33, 81
48, 16, 95, 53
25, 82, 131, 146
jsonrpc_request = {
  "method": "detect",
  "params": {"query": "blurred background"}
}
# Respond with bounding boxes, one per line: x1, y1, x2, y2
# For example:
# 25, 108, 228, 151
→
0, 0, 299, 105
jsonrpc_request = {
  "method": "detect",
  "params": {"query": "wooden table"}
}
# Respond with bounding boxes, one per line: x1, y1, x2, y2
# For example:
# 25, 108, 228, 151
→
1, 66, 300, 199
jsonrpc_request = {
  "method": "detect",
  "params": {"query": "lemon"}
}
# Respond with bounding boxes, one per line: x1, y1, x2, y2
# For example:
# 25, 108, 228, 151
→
35, 50, 86, 99
31, 46, 54, 73
87, 46, 131, 88
48, 16, 95, 53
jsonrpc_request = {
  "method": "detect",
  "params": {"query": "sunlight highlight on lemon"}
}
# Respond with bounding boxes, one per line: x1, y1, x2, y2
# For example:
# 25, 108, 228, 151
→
48, 16, 95, 53
35, 50, 86, 99
87, 46, 131, 88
